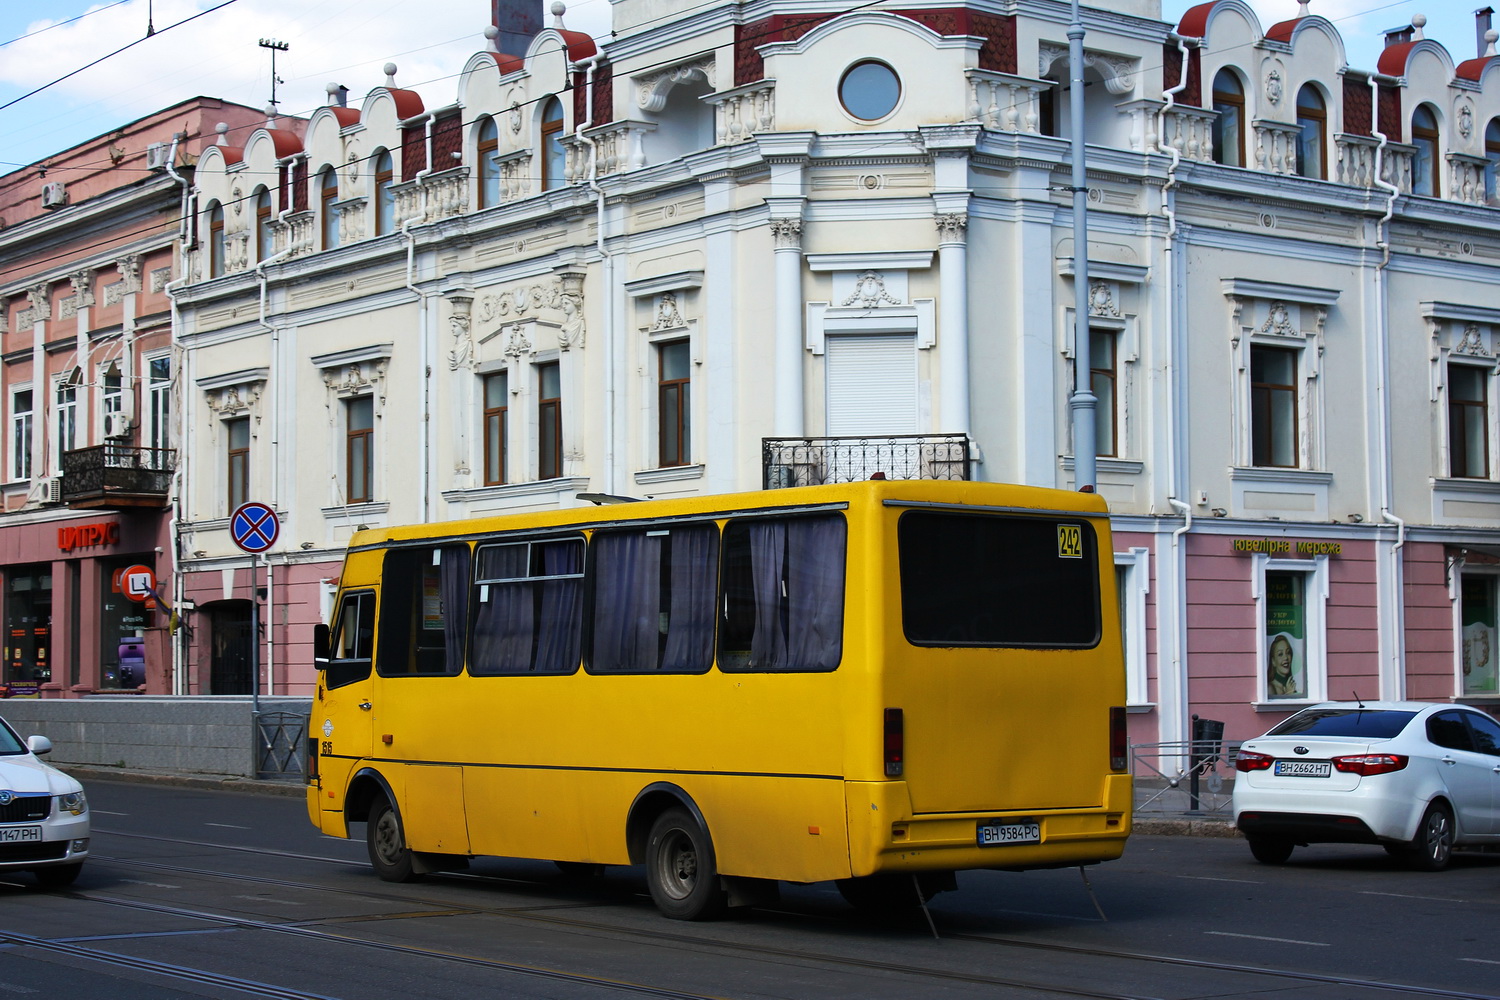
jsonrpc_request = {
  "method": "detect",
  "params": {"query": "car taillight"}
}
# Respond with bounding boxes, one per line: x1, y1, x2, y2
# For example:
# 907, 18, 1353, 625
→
1332, 753, 1408, 776
1109, 706, 1128, 771
883, 708, 904, 777
1235, 749, 1274, 772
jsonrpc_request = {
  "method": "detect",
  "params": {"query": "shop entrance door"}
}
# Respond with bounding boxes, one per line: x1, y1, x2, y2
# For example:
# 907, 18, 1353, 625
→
207, 601, 254, 695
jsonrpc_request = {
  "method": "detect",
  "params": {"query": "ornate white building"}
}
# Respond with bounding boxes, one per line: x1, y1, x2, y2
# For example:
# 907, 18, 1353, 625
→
176, 0, 1500, 749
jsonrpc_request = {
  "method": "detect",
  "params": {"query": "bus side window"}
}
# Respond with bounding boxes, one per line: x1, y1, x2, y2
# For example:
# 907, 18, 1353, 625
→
470, 536, 584, 674
377, 545, 471, 676
718, 514, 845, 672
588, 523, 718, 673
326, 591, 376, 689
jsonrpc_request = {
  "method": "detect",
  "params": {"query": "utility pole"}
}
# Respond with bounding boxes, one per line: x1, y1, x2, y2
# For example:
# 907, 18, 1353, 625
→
1067, 0, 1097, 493
258, 38, 289, 111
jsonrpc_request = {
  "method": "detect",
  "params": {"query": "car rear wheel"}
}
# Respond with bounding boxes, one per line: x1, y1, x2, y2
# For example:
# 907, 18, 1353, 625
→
1247, 835, 1294, 865
1406, 802, 1454, 872
645, 807, 725, 921
367, 797, 417, 882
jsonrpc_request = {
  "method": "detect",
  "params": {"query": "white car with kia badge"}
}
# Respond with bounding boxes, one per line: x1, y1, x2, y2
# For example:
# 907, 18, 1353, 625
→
1232, 701, 1500, 870
0, 715, 89, 887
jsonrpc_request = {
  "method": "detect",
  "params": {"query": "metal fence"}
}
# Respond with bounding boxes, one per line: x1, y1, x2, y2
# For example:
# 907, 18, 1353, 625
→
1131, 740, 1241, 819
762, 435, 971, 488
255, 711, 306, 781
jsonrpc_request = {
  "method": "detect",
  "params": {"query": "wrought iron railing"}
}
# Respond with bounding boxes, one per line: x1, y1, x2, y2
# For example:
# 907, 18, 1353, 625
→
60, 444, 175, 504
762, 435, 971, 489
1131, 740, 1242, 819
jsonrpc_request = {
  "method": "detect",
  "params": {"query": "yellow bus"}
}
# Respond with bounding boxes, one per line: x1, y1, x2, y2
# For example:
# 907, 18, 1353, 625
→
307, 479, 1131, 919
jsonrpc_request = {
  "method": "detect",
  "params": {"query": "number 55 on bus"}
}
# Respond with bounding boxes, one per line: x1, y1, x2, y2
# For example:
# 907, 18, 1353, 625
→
306, 479, 1131, 920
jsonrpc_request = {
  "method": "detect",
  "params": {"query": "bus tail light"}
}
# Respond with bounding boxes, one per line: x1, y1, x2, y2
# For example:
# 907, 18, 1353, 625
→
1109, 706, 1128, 771
883, 708, 904, 777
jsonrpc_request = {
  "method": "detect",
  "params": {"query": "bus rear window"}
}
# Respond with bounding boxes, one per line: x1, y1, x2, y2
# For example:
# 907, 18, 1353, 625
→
899, 511, 1101, 648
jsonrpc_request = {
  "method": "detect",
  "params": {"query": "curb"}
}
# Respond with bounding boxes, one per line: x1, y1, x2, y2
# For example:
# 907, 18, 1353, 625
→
59, 765, 307, 798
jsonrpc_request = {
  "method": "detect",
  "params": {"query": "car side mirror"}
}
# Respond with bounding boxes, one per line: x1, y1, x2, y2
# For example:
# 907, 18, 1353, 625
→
27, 735, 52, 756
313, 623, 331, 671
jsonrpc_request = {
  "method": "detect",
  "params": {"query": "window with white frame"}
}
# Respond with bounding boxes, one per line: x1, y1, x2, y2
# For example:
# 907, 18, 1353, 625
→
1448, 361, 1491, 479
1250, 344, 1299, 468
483, 370, 508, 486
147, 356, 171, 453
101, 365, 123, 425
1115, 548, 1149, 707
54, 381, 77, 473
1256, 556, 1328, 705
1459, 571, 1499, 697
1091, 328, 1119, 458
658, 339, 691, 467
346, 396, 375, 504
10, 389, 33, 481
226, 417, 250, 513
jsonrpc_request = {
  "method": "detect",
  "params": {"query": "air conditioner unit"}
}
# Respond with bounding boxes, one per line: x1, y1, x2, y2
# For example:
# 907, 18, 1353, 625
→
39, 477, 62, 504
104, 413, 133, 439
41, 182, 67, 208
145, 142, 171, 171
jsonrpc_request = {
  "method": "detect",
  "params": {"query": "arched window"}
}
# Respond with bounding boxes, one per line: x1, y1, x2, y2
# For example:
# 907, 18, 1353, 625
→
208, 202, 226, 277
476, 116, 500, 209
1411, 104, 1440, 197
1211, 69, 1245, 167
320, 167, 340, 249
253, 187, 273, 262
1486, 118, 1500, 202
1295, 84, 1326, 180
373, 149, 395, 235
540, 97, 565, 191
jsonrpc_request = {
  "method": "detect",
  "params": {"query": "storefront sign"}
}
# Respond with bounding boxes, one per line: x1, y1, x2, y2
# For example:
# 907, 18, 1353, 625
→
1232, 538, 1341, 557
58, 522, 119, 553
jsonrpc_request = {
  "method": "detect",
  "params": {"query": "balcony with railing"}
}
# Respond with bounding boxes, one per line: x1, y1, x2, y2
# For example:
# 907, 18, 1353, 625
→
60, 444, 176, 509
762, 435, 971, 489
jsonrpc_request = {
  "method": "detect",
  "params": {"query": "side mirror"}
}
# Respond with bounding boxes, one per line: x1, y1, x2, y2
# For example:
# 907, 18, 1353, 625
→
27, 735, 52, 756
313, 623, 331, 670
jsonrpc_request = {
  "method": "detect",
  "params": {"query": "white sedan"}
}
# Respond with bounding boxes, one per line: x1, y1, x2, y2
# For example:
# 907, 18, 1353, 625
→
0, 716, 89, 887
1232, 701, 1500, 870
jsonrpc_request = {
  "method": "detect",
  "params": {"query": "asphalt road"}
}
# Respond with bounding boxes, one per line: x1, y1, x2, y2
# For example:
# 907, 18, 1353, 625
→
1, 778, 1496, 999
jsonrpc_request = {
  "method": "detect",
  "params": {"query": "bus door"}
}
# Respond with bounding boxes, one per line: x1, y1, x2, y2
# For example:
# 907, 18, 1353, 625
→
315, 588, 377, 823
893, 509, 1118, 814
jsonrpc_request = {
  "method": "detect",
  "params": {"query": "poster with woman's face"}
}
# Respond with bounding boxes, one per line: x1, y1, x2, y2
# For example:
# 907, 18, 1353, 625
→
1266, 632, 1304, 699
1462, 622, 1497, 695
1265, 571, 1306, 700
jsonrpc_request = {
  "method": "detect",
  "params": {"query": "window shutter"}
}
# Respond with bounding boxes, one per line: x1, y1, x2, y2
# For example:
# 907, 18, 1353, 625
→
825, 334, 917, 436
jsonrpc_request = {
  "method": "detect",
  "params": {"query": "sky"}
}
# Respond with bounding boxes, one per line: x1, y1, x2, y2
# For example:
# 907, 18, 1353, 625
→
0, 0, 1467, 176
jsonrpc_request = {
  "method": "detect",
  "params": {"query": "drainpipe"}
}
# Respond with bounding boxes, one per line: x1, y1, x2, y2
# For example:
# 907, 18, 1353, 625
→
402, 114, 436, 521
1370, 76, 1406, 699
162, 133, 191, 695
1067, 0, 1096, 491
572, 54, 614, 493
1156, 32, 1193, 752
255, 217, 293, 700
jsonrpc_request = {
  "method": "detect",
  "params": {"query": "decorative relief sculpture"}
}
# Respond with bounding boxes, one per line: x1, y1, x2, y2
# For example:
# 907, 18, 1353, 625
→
770, 217, 802, 250
1088, 281, 1120, 318
1455, 323, 1490, 357
842, 271, 902, 309
652, 292, 686, 331
1261, 301, 1296, 336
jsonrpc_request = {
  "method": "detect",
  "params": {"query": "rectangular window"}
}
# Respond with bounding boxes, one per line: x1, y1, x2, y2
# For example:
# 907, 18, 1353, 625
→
537, 362, 561, 480
377, 545, 471, 676
1251, 345, 1298, 468
470, 536, 584, 674
483, 372, 507, 486
101, 557, 150, 690
658, 340, 691, 467
347, 396, 374, 504
102, 369, 122, 420
55, 383, 77, 473
326, 591, 376, 689
900, 511, 1101, 648
12, 390, 33, 480
1449, 364, 1489, 479
589, 524, 718, 673
3, 565, 51, 688
718, 514, 846, 672
148, 357, 171, 453
226, 418, 250, 512
1264, 570, 1308, 699
1090, 329, 1117, 458
1460, 574, 1498, 696
1116, 548, 1149, 707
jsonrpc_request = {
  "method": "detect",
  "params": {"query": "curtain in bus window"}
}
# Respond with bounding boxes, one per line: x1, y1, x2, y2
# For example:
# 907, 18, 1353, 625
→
591, 532, 661, 671
440, 547, 470, 674
748, 522, 789, 669
662, 525, 716, 670
727, 515, 844, 672
471, 544, 533, 673
534, 540, 583, 672
785, 517, 845, 669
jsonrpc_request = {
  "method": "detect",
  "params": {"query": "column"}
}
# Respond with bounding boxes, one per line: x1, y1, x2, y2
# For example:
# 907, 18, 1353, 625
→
935, 211, 970, 436
771, 217, 804, 437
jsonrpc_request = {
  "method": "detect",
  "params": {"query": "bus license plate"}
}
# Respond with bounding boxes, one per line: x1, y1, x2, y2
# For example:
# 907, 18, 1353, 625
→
0, 826, 42, 843
1274, 760, 1332, 777
977, 820, 1040, 847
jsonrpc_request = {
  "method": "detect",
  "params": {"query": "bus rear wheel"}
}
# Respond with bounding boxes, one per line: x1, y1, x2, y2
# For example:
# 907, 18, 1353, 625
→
645, 808, 726, 921
368, 797, 417, 882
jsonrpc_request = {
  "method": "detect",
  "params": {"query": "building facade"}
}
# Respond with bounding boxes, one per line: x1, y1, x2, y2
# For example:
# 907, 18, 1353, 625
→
0, 99, 291, 697
160, 0, 1500, 748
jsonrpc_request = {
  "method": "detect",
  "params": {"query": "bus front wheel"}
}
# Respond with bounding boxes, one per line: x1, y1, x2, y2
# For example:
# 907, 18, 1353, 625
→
645, 808, 726, 921
367, 797, 417, 882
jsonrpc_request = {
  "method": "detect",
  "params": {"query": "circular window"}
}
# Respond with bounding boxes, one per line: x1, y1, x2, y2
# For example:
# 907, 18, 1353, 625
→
839, 61, 900, 122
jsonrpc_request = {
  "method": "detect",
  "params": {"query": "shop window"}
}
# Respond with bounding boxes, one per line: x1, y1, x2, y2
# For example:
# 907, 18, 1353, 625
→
1251, 345, 1299, 468
4, 566, 52, 692
658, 340, 691, 467
1448, 363, 1490, 479
1411, 104, 1440, 198
101, 559, 150, 690
10, 389, 32, 481
1257, 559, 1327, 705
1295, 84, 1326, 180
1460, 573, 1499, 696
483, 371, 508, 486
1211, 68, 1245, 167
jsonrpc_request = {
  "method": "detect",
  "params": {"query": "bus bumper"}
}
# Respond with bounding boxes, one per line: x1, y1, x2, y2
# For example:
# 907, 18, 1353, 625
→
845, 775, 1132, 877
